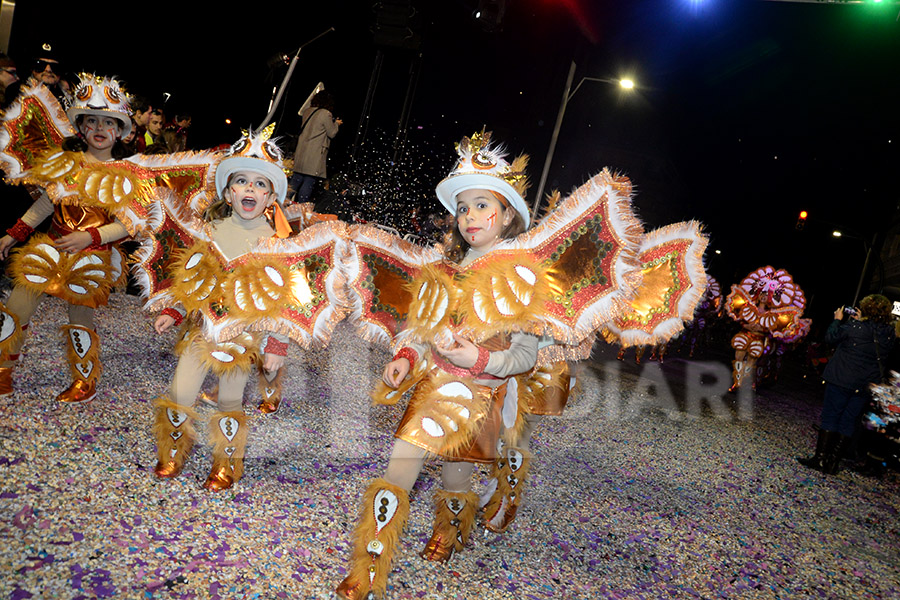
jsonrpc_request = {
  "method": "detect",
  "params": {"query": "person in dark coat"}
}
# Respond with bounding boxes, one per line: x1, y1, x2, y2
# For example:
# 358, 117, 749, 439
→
798, 294, 895, 473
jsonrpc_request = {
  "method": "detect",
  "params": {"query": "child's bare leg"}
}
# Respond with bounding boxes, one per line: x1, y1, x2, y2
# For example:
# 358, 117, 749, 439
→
383, 438, 427, 490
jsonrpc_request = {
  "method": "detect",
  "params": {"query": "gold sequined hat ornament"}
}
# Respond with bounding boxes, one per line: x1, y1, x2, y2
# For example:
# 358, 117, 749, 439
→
66, 73, 133, 137
215, 124, 289, 203
435, 130, 531, 227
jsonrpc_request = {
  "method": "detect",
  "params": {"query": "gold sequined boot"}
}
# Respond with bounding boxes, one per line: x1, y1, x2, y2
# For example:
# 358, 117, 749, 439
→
420, 489, 479, 562
482, 445, 532, 533
257, 365, 284, 414
153, 398, 196, 478
56, 325, 101, 403
336, 478, 410, 600
203, 411, 249, 491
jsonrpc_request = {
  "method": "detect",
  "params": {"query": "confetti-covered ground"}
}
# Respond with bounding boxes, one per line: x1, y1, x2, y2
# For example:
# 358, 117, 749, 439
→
2, 294, 898, 600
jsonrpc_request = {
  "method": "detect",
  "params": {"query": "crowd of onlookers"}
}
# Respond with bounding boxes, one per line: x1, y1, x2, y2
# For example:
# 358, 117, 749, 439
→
0, 43, 192, 155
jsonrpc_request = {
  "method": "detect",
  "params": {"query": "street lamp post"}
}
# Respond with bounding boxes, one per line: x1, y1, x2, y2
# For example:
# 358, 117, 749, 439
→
833, 229, 877, 306
531, 60, 635, 219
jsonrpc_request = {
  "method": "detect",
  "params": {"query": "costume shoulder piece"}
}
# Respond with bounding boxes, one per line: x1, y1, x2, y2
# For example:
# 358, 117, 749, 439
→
344, 223, 445, 345
81, 150, 222, 236
0, 82, 76, 180
601, 221, 709, 348
133, 194, 349, 346
500, 168, 643, 346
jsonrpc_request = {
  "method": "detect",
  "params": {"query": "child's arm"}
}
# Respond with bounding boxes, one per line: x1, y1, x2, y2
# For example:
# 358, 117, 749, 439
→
155, 307, 186, 334
0, 191, 54, 258
261, 333, 289, 374
435, 332, 538, 379
54, 217, 129, 253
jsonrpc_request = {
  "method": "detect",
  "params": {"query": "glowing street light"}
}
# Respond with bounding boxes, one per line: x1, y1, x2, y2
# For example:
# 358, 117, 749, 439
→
833, 231, 842, 238
533, 61, 637, 216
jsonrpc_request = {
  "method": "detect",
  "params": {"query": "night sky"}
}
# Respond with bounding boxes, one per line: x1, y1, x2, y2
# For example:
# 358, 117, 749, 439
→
7, 0, 900, 324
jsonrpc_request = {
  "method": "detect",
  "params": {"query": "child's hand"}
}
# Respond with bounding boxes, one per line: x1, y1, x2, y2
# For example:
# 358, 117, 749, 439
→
383, 358, 410, 388
263, 353, 285, 374
0, 235, 16, 259
154, 314, 176, 334
54, 231, 93, 253
435, 333, 478, 369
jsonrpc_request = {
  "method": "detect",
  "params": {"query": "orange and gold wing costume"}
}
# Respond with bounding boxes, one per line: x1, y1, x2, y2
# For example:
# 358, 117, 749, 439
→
132, 193, 350, 347
601, 221, 709, 348
0, 83, 75, 184
344, 169, 643, 358
344, 223, 446, 345
0, 82, 220, 230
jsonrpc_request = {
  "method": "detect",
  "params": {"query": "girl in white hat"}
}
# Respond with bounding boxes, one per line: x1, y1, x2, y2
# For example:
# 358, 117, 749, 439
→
337, 131, 545, 600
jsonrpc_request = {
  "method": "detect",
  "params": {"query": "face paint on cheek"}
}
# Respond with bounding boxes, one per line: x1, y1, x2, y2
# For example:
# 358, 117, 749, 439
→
487, 210, 497, 229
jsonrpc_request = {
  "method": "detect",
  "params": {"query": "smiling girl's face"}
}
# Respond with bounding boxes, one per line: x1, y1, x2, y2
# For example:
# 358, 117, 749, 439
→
225, 171, 275, 221
455, 188, 512, 252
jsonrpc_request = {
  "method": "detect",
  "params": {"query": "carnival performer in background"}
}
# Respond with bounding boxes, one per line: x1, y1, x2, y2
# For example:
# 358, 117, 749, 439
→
681, 276, 722, 357
0, 74, 133, 402
338, 131, 644, 599
756, 316, 811, 387
134, 128, 348, 491
724, 266, 807, 392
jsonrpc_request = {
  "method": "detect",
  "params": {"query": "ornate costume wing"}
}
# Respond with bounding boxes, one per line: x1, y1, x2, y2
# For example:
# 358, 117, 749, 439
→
131, 190, 209, 312
133, 191, 350, 347
498, 168, 643, 352
233, 221, 350, 347
601, 221, 709, 348
344, 223, 445, 345
0, 83, 75, 181
78, 150, 222, 236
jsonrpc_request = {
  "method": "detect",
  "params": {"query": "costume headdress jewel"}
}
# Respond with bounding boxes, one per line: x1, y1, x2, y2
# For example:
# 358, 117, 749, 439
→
454, 130, 527, 192
228, 124, 284, 165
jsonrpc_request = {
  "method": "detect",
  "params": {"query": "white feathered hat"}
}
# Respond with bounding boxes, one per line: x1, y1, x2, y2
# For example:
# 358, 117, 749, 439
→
66, 73, 132, 137
435, 131, 531, 227
215, 124, 288, 202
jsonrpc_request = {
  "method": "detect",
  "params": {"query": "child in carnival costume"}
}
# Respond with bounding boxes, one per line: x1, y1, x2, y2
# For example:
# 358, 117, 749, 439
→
484, 217, 709, 536
338, 131, 645, 599
135, 126, 348, 491
0, 74, 134, 402
725, 266, 807, 392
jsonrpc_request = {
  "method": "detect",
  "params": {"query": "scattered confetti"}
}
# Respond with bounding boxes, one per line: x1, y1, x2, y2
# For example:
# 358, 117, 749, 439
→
0, 293, 897, 599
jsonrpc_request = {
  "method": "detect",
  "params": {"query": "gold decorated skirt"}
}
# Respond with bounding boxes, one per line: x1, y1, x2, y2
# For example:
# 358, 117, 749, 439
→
518, 361, 571, 416
175, 326, 262, 377
394, 367, 507, 464
9, 234, 125, 309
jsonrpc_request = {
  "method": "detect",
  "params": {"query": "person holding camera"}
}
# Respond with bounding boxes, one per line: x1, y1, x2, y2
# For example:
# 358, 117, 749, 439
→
798, 294, 895, 474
